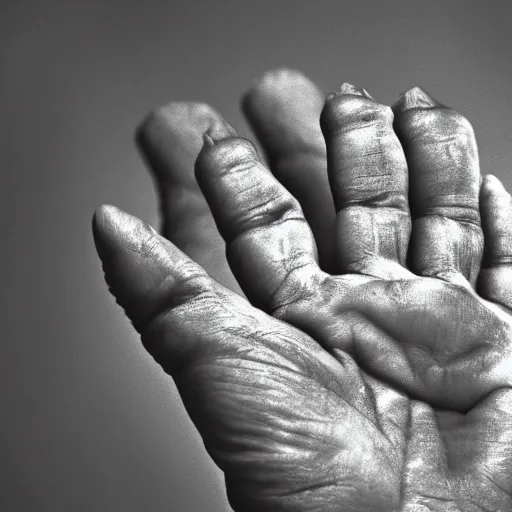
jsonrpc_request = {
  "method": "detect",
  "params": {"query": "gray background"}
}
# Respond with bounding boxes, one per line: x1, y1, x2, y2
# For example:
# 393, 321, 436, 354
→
2, 1, 512, 510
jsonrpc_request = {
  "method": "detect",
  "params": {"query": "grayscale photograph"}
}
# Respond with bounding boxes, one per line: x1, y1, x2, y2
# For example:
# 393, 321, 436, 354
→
3, 1, 512, 510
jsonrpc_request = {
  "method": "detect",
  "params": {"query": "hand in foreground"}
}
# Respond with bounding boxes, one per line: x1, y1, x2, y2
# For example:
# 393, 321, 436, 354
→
93, 72, 512, 511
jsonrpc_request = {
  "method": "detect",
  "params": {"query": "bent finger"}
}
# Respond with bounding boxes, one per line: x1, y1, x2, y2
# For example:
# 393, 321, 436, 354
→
393, 88, 483, 286
195, 124, 324, 313
320, 83, 412, 280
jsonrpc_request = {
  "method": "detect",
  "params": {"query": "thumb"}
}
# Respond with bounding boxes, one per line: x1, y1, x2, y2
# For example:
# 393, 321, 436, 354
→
92, 204, 214, 337
93, 204, 163, 332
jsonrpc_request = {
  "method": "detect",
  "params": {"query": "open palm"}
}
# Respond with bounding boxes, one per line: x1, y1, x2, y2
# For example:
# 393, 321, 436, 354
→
94, 71, 512, 510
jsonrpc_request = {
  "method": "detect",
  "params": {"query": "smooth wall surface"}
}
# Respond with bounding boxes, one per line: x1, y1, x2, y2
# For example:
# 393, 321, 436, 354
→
2, 1, 512, 510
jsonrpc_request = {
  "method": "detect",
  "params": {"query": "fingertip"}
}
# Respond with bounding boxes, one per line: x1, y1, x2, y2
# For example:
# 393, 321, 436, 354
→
241, 68, 324, 153
93, 204, 160, 260
93, 202, 123, 222
483, 174, 505, 191
134, 103, 185, 154
242, 67, 318, 105
320, 87, 392, 137
392, 86, 441, 112
134, 102, 230, 161
93, 203, 137, 236
92, 205, 173, 330
93, 205, 125, 263
338, 82, 363, 96
481, 175, 508, 204
242, 67, 324, 118
92, 204, 123, 245
482, 175, 512, 218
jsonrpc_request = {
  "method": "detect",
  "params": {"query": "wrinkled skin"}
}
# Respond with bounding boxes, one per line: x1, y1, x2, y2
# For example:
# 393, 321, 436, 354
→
94, 70, 512, 511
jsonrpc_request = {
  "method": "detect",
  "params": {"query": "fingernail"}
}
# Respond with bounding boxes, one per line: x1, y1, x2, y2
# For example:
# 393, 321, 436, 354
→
396, 86, 440, 111
204, 120, 237, 144
361, 88, 374, 100
330, 83, 374, 100
339, 82, 361, 95
202, 132, 215, 147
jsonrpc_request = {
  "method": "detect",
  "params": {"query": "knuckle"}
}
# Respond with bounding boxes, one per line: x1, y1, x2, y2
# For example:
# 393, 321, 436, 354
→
147, 264, 216, 327
231, 189, 301, 236
342, 189, 409, 211
321, 95, 392, 133
137, 102, 220, 144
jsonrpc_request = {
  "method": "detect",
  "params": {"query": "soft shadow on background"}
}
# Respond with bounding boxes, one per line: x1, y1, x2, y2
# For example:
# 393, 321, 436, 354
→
2, 1, 512, 510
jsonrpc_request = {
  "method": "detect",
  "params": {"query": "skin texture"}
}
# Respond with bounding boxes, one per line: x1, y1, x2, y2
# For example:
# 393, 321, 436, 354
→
94, 70, 512, 511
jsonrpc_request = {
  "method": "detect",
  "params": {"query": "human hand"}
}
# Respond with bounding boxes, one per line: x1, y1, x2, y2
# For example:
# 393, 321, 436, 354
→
135, 70, 336, 294
93, 72, 512, 510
